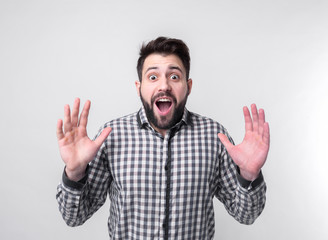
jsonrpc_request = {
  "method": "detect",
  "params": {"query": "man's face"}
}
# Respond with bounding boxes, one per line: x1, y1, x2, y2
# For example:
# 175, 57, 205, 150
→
135, 53, 192, 134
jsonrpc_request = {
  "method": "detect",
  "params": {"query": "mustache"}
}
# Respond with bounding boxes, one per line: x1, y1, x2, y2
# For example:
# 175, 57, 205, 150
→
151, 92, 177, 105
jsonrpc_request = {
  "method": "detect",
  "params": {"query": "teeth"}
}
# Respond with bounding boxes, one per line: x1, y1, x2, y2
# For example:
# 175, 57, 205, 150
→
158, 98, 171, 102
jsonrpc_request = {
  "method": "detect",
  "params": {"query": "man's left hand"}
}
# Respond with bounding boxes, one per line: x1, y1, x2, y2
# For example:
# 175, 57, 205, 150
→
218, 104, 270, 181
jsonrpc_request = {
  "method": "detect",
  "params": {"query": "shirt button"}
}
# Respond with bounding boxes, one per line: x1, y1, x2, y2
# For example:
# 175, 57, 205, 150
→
163, 223, 166, 229
165, 165, 168, 171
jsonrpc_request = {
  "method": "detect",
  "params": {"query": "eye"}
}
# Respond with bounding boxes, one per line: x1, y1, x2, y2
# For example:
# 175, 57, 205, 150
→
170, 74, 179, 80
149, 75, 157, 81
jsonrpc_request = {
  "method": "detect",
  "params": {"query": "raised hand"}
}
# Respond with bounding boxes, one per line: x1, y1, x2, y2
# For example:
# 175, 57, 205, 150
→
56, 98, 112, 181
218, 104, 270, 181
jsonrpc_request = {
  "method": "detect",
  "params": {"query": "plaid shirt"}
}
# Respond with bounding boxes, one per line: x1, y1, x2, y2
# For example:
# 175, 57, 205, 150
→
56, 107, 266, 240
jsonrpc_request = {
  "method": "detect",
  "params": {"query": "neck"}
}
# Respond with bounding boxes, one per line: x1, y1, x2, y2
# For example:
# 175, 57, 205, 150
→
152, 125, 167, 137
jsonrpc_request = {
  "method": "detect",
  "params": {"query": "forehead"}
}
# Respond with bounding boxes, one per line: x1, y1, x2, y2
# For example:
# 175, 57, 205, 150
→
143, 53, 185, 74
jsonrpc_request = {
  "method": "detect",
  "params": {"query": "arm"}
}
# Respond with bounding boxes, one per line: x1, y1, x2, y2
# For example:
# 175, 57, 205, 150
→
56, 146, 112, 227
55, 98, 112, 226
216, 104, 269, 224
215, 134, 267, 225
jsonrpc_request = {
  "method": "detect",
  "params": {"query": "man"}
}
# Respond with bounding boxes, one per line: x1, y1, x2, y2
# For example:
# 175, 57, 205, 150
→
56, 37, 270, 239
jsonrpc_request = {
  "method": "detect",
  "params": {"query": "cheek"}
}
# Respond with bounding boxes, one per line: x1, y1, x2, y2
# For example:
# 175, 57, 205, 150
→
140, 85, 154, 101
175, 86, 189, 100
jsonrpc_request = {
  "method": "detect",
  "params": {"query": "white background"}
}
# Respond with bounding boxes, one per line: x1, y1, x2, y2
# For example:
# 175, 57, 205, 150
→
0, 0, 327, 239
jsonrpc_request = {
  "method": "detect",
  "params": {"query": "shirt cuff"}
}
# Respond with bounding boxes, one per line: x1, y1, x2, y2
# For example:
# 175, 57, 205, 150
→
62, 165, 89, 190
236, 167, 264, 190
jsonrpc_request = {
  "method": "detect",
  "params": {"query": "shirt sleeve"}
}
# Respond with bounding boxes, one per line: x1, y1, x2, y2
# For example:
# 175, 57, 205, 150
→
56, 135, 112, 227
215, 132, 267, 225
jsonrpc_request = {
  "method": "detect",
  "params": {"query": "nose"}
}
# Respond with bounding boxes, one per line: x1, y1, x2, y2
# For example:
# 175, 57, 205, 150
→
158, 76, 172, 92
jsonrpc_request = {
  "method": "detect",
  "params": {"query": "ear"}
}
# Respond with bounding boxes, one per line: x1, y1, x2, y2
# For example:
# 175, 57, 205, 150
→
187, 78, 193, 95
135, 80, 141, 96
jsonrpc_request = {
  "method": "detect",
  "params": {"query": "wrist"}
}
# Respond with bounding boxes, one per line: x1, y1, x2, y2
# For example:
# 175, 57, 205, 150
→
239, 169, 260, 182
236, 167, 264, 190
65, 166, 87, 182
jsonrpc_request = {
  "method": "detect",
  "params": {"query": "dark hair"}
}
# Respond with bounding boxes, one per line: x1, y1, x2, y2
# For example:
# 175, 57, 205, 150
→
137, 37, 190, 81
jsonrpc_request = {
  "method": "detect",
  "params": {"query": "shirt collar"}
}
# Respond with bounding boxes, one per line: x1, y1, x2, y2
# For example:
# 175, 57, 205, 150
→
137, 107, 192, 130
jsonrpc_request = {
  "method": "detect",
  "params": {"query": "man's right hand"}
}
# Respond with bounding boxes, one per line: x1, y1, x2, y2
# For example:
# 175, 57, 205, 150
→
56, 98, 112, 181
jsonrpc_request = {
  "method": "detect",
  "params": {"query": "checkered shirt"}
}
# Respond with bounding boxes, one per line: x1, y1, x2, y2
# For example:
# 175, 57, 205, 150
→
56, 107, 266, 239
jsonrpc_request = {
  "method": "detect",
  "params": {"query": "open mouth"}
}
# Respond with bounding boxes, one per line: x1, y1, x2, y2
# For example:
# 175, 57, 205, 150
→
155, 98, 173, 115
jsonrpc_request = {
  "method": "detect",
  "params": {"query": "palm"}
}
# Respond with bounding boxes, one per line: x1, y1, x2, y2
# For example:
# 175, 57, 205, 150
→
218, 104, 270, 181
58, 127, 98, 171
56, 98, 111, 181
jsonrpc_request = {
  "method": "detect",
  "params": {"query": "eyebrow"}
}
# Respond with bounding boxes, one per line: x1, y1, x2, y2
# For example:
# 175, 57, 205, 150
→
144, 66, 183, 75
144, 67, 159, 74
169, 66, 183, 73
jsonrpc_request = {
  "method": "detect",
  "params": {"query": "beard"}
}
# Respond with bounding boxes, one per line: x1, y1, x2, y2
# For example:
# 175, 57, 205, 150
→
140, 91, 189, 131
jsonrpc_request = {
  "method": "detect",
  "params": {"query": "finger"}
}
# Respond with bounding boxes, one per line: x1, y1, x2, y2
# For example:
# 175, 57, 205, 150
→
258, 108, 265, 136
71, 98, 80, 127
243, 106, 253, 132
263, 122, 270, 146
78, 100, 91, 128
56, 119, 64, 140
63, 104, 72, 133
94, 127, 112, 147
251, 104, 259, 133
218, 133, 234, 152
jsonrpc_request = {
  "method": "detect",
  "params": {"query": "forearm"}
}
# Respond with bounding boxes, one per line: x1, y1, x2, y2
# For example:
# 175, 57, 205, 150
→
216, 142, 267, 225
217, 173, 266, 225
56, 166, 109, 227
233, 173, 267, 225
56, 169, 91, 227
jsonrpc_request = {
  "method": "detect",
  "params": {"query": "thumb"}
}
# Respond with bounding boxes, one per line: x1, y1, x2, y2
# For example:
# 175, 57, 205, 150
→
218, 133, 234, 151
94, 127, 112, 147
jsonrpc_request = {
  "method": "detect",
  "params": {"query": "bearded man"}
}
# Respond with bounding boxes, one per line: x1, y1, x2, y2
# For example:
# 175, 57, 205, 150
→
56, 37, 270, 240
